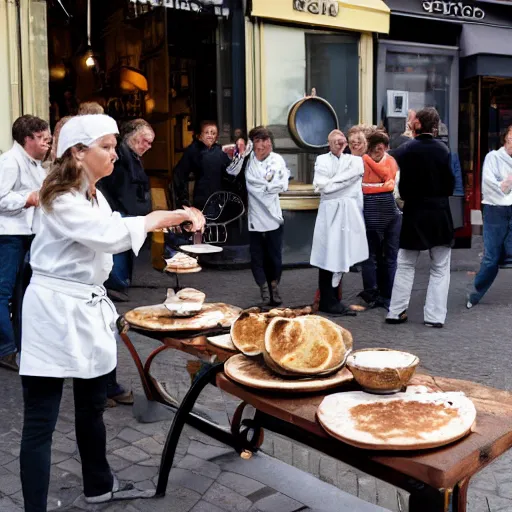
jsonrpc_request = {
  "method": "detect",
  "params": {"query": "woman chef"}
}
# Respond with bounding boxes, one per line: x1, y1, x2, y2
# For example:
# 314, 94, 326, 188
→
310, 129, 368, 316
19, 115, 205, 511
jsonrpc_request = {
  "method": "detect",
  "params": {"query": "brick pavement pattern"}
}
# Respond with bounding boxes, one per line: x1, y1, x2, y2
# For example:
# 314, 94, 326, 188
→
1, 237, 512, 511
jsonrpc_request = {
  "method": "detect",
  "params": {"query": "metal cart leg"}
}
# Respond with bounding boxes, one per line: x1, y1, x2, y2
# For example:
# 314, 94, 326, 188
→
155, 362, 226, 497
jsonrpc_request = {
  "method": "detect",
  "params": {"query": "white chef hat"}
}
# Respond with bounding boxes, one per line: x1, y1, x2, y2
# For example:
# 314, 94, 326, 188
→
57, 114, 119, 158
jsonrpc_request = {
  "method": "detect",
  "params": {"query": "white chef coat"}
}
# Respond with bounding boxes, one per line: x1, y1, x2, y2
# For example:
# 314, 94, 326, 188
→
226, 151, 290, 232
0, 142, 47, 234
481, 147, 512, 206
245, 152, 290, 232
310, 152, 368, 273
20, 189, 146, 379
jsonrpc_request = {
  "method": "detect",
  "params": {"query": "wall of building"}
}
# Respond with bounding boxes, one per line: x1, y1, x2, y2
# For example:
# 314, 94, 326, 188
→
0, 0, 49, 153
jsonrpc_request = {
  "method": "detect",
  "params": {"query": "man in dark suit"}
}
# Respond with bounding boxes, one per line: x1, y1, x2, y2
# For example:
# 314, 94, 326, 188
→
385, 107, 455, 328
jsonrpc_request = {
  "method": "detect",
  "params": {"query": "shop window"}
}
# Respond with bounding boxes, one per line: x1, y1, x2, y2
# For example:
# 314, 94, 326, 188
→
377, 43, 458, 150
306, 34, 359, 134
263, 25, 360, 183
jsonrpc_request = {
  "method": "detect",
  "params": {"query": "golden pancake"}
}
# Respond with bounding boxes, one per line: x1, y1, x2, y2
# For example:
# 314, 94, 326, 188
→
264, 315, 352, 376
230, 311, 270, 357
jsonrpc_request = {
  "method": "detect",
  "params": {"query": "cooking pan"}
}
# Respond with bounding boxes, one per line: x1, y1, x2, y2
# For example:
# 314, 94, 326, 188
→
288, 96, 339, 149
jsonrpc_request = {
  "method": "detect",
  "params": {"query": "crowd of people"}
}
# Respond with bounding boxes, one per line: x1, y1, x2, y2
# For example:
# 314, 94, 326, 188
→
2, 101, 512, 510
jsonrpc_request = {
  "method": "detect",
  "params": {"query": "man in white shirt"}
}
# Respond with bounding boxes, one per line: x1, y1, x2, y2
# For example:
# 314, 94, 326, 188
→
226, 126, 290, 305
468, 125, 512, 308
0, 115, 50, 371
310, 130, 368, 316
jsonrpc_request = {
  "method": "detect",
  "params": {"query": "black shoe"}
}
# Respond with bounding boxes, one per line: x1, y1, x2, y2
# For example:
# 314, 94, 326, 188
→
385, 310, 408, 324
259, 284, 271, 306
319, 302, 357, 317
270, 281, 283, 306
107, 289, 130, 303
358, 290, 378, 308
424, 321, 444, 328
0, 353, 19, 372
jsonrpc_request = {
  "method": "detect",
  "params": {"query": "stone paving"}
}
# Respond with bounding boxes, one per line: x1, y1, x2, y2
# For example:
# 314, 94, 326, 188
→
1, 237, 512, 511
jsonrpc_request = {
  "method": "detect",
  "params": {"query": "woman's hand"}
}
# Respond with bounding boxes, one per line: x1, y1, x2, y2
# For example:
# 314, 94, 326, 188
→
183, 206, 206, 233
144, 209, 195, 233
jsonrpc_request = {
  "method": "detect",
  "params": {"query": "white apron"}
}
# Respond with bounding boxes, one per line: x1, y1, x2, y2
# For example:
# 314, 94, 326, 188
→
20, 189, 146, 379
310, 153, 368, 273
20, 274, 119, 378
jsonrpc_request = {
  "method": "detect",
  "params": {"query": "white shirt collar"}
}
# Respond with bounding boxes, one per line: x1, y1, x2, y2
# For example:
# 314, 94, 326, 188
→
14, 141, 39, 166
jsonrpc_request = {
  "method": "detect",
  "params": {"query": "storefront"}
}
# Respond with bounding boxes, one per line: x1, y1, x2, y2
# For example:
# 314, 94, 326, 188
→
247, 0, 390, 264
0, 0, 49, 153
45, 0, 243, 266
378, 0, 512, 245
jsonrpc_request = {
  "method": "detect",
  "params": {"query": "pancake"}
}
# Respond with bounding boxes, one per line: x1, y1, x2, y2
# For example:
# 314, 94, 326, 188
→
125, 303, 242, 332
317, 389, 477, 450
230, 311, 270, 356
230, 307, 313, 357
264, 315, 352, 376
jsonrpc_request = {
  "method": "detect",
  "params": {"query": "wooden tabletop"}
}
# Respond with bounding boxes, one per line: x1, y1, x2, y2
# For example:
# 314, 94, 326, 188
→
216, 372, 512, 489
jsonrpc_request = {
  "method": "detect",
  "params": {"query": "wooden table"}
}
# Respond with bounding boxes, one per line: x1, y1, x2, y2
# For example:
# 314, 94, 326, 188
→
120, 321, 512, 511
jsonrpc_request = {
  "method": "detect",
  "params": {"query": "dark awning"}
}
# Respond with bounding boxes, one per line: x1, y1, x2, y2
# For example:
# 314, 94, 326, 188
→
461, 23, 512, 57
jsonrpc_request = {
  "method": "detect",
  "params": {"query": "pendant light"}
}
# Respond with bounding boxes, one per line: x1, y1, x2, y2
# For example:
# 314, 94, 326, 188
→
84, 0, 97, 68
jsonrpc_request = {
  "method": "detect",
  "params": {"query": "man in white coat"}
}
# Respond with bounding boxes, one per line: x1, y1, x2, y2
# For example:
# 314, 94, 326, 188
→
0, 115, 50, 371
311, 129, 368, 316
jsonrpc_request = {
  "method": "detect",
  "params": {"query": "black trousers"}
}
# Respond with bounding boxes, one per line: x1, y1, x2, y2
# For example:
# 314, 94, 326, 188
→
318, 269, 341, 310
20, 375, 113, 511
249, 226, 284, 287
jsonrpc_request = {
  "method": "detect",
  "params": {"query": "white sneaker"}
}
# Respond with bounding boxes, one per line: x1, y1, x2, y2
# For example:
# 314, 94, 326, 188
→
84, 475, 134, 504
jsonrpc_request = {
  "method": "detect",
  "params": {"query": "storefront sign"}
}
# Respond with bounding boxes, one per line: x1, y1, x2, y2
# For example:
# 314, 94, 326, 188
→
421, 1, 485, 20
251, 0, 390, 34
129, 0, 229, 16
293, 0, 339, 17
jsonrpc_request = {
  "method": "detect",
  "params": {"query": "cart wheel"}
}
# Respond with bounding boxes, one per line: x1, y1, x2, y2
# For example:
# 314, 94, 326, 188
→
231, 402, 264, 454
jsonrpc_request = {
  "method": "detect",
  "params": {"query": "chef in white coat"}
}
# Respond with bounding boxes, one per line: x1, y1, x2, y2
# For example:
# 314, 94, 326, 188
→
310, 129, 368, 316
19, 115, 205, 510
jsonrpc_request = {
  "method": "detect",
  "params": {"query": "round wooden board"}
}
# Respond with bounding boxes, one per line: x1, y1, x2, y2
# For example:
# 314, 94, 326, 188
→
207, 334, 238, 352
164, 266, 202, 274
125, 303, 242, 332
224, 354, 353, 393
317, 391, 477, 451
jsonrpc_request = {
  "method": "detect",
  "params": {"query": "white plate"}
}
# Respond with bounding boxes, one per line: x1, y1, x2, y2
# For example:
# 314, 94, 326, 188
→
164, 302, 202, 317
180, 244, 223, 254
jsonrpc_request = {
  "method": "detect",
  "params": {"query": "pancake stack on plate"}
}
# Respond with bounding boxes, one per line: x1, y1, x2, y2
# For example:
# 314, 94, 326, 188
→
230, 308, 352, 379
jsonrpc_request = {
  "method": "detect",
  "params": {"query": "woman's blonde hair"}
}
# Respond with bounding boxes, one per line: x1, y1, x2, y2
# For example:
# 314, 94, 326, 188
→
40, 144, 88, 212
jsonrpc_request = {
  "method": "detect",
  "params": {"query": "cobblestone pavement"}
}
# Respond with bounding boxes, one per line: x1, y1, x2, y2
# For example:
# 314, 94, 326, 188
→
1, 237, 512, 511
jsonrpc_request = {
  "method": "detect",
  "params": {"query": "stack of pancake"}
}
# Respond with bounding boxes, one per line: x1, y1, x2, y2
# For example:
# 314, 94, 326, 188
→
230, 308, 352, 378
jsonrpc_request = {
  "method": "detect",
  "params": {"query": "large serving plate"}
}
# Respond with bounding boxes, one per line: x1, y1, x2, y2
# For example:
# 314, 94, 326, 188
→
180, 244, 223, 254
317, 388, 476, 451
125, 303, 242, 332
224, 354, 353, 393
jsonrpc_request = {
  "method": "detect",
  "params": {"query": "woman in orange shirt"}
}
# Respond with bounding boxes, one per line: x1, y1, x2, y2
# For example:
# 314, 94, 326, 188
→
359, 131, 402, 309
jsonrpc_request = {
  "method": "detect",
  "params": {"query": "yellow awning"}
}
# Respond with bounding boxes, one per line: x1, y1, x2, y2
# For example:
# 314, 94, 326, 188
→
251, 0, 390, 34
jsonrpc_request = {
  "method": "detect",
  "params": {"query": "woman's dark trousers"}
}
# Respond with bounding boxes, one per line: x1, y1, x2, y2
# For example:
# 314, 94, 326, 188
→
20, 374, 113, 511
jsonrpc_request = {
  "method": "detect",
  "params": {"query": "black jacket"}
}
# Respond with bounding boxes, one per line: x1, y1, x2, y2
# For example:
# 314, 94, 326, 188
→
98, 142, 151, 216
393, 134, 455, 250
173, 140, 231, 210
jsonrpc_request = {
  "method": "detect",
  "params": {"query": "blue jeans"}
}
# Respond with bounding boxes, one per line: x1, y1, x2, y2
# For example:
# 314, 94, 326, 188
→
470, 205, 512, 305
0, 235, 31, 357
361, 214, 402, 307
105, 250, 133, 292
